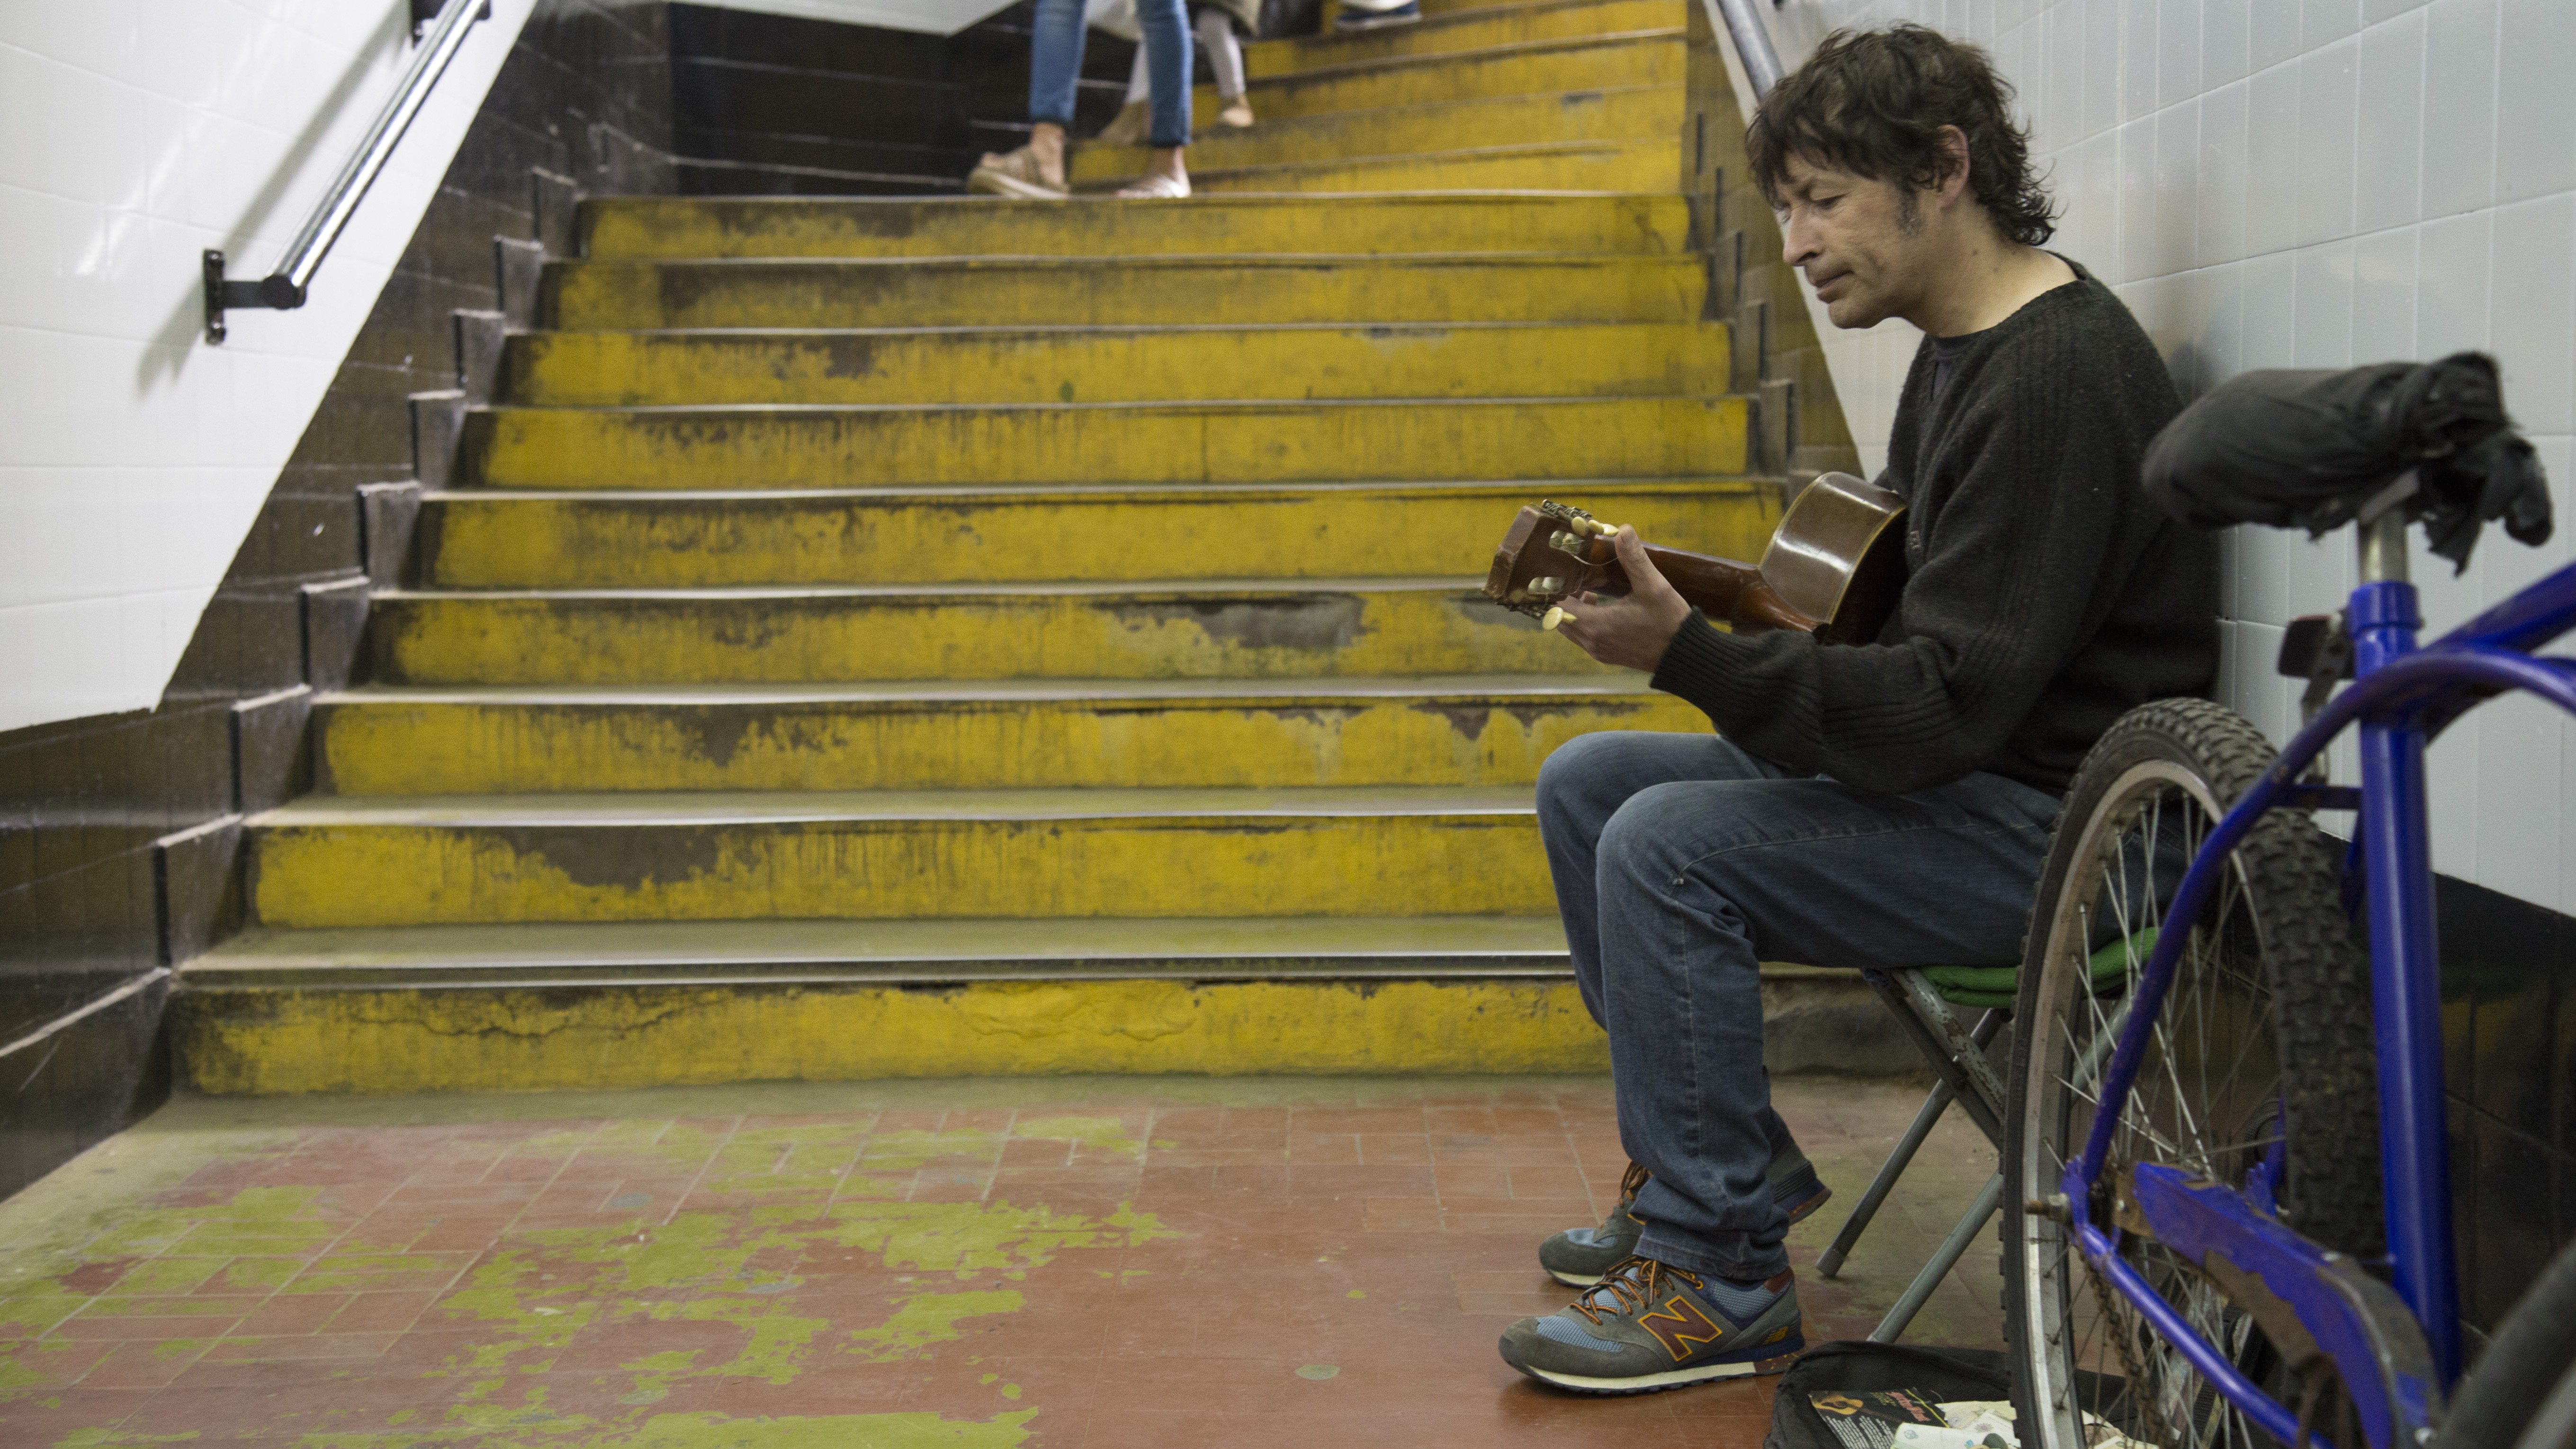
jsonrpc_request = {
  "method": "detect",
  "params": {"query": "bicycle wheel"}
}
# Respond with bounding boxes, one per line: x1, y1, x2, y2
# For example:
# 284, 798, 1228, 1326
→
2005, 698, 2382, 1449
2446, 1237, 2576, 1448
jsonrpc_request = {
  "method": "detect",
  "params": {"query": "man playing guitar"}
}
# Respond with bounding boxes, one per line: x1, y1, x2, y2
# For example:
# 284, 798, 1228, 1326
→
1496, 24, 2218, 1395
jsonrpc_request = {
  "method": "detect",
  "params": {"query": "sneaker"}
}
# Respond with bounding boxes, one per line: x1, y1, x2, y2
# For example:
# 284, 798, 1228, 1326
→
966, 144, 1067, 199
1334, 0, 1419, 29
1538, 1152, 1834, 1287
1216, 99, 1255, 128
1114, 171, 1190, 199
1096, 99, 1151, 147
1499, 1256, 1805, 1394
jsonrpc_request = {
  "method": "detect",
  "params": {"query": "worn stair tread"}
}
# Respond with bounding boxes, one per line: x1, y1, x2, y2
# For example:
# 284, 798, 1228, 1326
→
251, 784, 1537, 828
379, 574, 1482, 601
317, 673, 1661, 706
555, 247, 1681, 272
1073, 85, 1679, 173
185, 915, 1582, 987
422, 473, 1768, 504
1077, 138, 1674, 193
574, 192, 1692, 261
1235, 29, 1683, 91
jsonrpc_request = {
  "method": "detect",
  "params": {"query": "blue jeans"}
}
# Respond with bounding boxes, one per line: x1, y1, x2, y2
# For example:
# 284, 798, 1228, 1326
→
1537, 730, 2062, 1280
1031, 0, 1193, 149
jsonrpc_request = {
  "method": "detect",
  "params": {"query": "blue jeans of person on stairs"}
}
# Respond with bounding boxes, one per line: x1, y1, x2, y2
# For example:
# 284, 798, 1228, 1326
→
1030, 0, 1193, 149
1537, 729, 2063, 1282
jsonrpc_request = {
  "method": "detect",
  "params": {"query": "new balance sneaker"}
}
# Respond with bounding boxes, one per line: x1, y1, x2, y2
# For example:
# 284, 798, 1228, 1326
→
1538, 1151, 1834, 1287
965, 144, 1068, 199
1334, 0, 1420, 29
1499, 1256, 1805, 1394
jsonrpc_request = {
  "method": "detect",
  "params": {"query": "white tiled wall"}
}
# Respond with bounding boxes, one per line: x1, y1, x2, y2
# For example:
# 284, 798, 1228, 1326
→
0, 0, 538, 736
1732, 0, 2576, 915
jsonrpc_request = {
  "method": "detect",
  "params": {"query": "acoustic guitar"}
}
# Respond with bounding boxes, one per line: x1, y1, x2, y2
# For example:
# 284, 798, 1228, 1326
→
1482, 471, 1909, 646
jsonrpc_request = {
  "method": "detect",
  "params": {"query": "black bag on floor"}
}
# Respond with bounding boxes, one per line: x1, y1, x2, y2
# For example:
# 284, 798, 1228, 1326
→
1765, 1341, 2014, 1449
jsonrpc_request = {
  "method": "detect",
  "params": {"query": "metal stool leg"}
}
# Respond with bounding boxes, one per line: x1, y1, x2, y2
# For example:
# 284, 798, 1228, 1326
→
1817, 999, 2006, 1278
1867, 1170, 2004, 1344
1817, 1079, 1954, 1279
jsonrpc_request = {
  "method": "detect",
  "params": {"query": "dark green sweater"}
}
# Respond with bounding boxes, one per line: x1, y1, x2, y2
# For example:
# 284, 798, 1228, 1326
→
1650, 263, 2217, 796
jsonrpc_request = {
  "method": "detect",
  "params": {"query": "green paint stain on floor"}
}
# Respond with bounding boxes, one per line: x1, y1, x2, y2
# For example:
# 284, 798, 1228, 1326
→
848, 1289, 1024, 1361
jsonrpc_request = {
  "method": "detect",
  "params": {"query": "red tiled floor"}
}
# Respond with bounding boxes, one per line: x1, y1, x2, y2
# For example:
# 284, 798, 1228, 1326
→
0, 1076, 2001, 1447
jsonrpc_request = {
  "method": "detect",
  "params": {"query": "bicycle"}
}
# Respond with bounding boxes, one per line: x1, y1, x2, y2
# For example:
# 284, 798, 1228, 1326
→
1996, 355, 2575, 1449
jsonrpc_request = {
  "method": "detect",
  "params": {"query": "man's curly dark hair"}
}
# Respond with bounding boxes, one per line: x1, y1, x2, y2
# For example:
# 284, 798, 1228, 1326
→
1747, 24, 2056, 247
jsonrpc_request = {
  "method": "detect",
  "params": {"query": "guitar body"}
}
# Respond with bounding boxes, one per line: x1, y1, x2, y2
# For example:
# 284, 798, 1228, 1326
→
1483, 472, 1907, 644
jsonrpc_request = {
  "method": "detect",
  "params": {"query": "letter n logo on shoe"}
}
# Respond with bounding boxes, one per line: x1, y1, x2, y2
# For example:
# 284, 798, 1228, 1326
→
1639, 1295, 1725, 1361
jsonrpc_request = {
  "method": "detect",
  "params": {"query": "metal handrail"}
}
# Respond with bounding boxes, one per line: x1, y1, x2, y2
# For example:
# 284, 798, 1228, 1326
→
1708, 0, 1783, 99
201, 0, 494, 343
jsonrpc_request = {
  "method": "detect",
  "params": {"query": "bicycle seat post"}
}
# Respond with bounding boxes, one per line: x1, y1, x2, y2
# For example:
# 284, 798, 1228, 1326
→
2359, 505, 2410, 586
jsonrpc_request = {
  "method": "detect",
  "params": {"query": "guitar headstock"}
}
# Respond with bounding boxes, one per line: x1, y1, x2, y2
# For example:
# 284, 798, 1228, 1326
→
1483, 500, 1619, 618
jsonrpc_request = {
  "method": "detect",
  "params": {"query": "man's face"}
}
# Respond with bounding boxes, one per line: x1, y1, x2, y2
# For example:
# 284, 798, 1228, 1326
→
1775, 154, 1934, 330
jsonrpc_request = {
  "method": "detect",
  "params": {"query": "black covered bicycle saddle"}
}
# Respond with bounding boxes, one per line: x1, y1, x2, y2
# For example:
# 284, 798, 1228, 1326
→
2142, 351, 2552, 570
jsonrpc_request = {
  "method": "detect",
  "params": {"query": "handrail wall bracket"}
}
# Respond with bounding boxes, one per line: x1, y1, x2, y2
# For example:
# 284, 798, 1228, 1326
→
203, 0, 493, 344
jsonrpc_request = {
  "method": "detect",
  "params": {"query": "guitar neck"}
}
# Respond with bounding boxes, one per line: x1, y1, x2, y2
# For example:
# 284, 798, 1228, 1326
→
1608, 546, 1821, 634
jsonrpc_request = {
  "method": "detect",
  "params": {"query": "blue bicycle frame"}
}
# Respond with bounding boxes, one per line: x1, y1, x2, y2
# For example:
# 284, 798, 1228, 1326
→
2060, 513, 2576, 1449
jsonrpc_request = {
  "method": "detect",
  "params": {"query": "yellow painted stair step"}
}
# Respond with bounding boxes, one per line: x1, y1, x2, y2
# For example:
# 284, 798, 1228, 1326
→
1244, 0, 1683, 79
501, 321, 1727, 408
545, 253, 1708, 331
310, 677, 1710, 794
366, 579, 1623, 686
418, 477, 1776, 589
176, 916, 1618, 1094
465, 395, 1747, 490
1070, 85, 1681, 180
245, 787, 1554, 928
1198, 31, 1682, 126
576, 192, 1687, 261
1136, 139, 1683, 197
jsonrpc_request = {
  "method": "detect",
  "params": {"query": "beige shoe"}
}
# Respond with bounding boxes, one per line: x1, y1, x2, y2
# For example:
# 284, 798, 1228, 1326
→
1115, 171, 1191, 199
1216, 99, 1255, 128
966, 144, 1067, 199
1096, 99, 1152, 147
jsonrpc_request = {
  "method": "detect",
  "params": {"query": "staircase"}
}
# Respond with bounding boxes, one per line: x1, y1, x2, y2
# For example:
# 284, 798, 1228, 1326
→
180, 0, 1814, 1095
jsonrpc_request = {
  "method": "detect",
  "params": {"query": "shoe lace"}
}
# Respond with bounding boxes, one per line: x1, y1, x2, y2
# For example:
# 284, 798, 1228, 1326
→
1571, 1256, 1702, 1326
1618, 1161, 1650, 1203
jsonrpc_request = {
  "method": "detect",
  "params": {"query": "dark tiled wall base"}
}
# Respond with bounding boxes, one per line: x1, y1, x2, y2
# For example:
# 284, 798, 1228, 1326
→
2440, 872, 2576, 1338
0, 975, 169, 1202
0, 0, 676, 1206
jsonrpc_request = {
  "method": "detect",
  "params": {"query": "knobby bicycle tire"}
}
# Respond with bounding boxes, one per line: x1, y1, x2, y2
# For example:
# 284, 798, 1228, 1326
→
2003, 698, 2382, 1449
2447, 1236, 2576, 1448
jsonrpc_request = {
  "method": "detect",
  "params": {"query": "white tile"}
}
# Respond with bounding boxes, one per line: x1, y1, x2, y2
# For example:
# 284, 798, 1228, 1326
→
2350, 224, 2418, 363
2250, 0, 2303, 70
2118, 118, 2159, 282
2494, 0, 2576, 202
2087, 0, 2124, 137
114, 0, 233, 108
2156, 0, 2199, 109
2081, 128, 2122, 274
2423, 706, 2480, 882
2244, 61, 2302, 258
2293, 241, 2357, 366
2046, 0, 2089, 146
2296, 39, 2357, 247
2217, 525, 2244, 616
2303, 0, 2361, 47
2196, 80, 2250, 264
2196, 256, 2249, 384
2203, 0, 2251, 85
2362, 0, 2430, 20
2121, 0, 2158, 119
2236, 514, 2293, 624
2353, 9, 2425, 234
2414, 208, 2493, 358
0, 0, 141, 83
2152, 101, 2198, 277
2486, 196, 2576, 436
2419, 0, 2497, 220
2241, 248, 2298, 368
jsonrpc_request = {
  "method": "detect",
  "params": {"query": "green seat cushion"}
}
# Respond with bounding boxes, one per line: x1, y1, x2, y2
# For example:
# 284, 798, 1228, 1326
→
1916, 927, 2155, 1010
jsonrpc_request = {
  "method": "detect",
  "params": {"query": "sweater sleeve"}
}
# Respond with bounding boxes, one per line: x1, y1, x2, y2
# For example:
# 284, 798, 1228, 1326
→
1648, 326, 2144, 795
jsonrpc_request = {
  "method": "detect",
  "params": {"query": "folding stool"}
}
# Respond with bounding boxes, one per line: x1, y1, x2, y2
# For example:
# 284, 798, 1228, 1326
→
1813, 938, 2136, 1343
